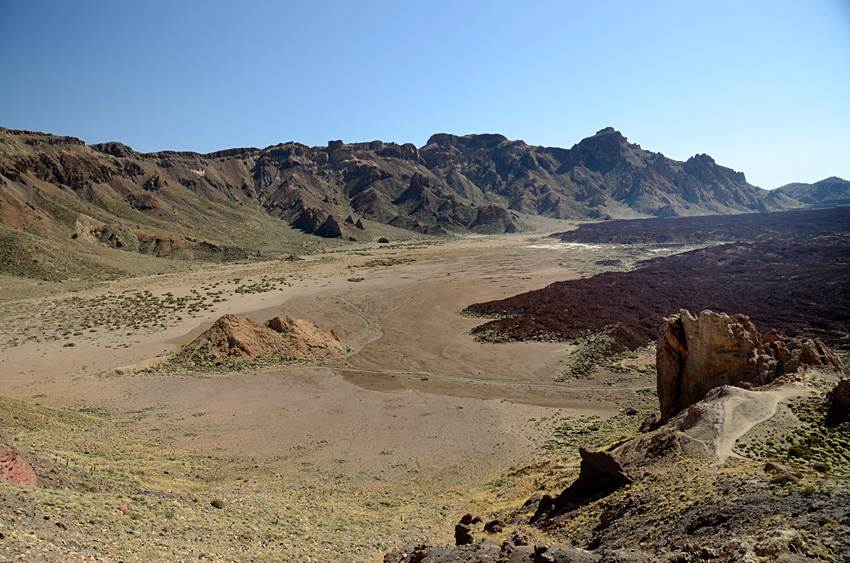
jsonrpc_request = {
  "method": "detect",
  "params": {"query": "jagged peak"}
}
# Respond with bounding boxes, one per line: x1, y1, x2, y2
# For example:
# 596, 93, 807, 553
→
594, 126, 622, 136
91, 141, 135, 158
572, 127, 629, 162
686, 153, 716, 165
425, 133, 509, 150
206, 147, 261, 159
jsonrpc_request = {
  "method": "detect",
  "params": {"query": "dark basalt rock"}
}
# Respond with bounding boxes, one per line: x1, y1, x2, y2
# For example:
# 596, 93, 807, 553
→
314, 214, 343, 238
532, 447, 634, 524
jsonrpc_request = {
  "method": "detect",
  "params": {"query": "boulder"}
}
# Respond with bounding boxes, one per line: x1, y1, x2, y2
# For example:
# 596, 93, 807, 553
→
292, 208, 326, 234
829, 377, 850, 421
656, 309, 847, 420
0, 432, 37, 486
484, 519, 505, 534
454, 523, 473, 546
314, 214, 343, 238
533, 447, 633, 523
459, 513, 481, 525
764, 461, 803, 479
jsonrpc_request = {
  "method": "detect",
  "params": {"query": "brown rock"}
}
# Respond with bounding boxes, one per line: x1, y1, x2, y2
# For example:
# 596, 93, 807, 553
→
764, 461, 803, 479
460, 512, 481, 526
292, 208, 326, 234
116, 505, 130, 516
266, 316, 342, 358
483, 519, 505, 533
454, 523, 473, 546
638, 414, 658, 433
656, 309, 847, 420
533, 447, 633, 522
508, 528, 533, 546
0, 432, 37, 486
313, 214, 343, 239
830, 377, 850, 420
176, 314, 342, 365
799, 338, 846, 372
142, 175, 166, 191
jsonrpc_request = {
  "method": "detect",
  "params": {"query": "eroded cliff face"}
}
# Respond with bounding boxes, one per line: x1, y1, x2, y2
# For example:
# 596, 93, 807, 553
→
656, 309, 846, 421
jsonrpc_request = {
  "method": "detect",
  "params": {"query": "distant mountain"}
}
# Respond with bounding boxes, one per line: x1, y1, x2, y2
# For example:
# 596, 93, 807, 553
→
0, 125, 829, 278
774, 176, 850, 206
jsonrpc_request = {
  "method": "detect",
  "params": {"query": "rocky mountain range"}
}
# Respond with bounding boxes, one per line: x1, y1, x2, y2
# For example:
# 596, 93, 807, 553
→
775, 176, 850, 206
0, 125, 844, 274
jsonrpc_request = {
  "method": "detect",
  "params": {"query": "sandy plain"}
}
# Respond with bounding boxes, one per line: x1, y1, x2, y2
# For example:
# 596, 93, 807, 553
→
0, 232, 659, 561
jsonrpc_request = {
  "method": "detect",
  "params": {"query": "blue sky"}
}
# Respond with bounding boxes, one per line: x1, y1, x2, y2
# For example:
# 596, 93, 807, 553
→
1, 0, 848, 189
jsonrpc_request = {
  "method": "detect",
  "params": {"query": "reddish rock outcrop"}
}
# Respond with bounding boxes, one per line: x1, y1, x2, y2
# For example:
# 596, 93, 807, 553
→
0, 432, 37, 486
176, 314, 342, 365
657, 309, 846, 421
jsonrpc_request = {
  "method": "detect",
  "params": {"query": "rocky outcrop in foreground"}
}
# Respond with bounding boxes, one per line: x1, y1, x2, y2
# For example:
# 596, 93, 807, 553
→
384, 537, 649, 563
0, 432, 36, 486
385, 310, 850, 562
656, 309, 846, 421
175, 314, 342, 366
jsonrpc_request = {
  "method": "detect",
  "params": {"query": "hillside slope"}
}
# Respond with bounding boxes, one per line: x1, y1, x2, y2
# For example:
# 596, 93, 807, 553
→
775, 176, 850, 206
0, 125, 826, 279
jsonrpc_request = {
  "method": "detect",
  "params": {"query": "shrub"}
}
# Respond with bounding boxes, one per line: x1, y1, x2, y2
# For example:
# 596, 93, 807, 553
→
787, 443, 813, 460
769, 473, 799, 486
813, 462, 832, 473
210, 499, 225, 509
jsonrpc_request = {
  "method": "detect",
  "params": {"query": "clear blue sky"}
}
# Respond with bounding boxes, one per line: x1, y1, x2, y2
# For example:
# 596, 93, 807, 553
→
1, 0, 848, 189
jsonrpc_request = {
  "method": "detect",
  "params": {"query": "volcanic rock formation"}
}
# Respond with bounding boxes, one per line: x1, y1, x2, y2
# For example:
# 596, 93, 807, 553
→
176, 314, 342, 366
4, 125, 825, 279
831, 377, 850, 421
532, 447, 636, 525
385, 308, 850, 562
656, 309, 846, 421
0, 431, 37, 486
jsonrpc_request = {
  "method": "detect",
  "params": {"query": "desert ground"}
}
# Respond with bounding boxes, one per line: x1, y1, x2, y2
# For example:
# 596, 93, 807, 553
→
0, 232, 668, 562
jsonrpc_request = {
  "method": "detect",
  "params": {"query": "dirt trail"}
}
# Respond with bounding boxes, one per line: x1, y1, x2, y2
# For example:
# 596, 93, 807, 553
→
716, 384, 811, 464
681, 384, 813, 465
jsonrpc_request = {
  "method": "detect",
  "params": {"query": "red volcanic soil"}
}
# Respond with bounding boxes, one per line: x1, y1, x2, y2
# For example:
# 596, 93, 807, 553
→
464, 234, 850, 350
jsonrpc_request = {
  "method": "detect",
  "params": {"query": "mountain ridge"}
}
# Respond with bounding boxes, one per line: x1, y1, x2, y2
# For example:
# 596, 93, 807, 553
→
1, 125, 844, 279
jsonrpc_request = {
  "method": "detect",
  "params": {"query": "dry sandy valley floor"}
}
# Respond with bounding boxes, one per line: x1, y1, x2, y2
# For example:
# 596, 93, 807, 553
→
0, 233, 661, 562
